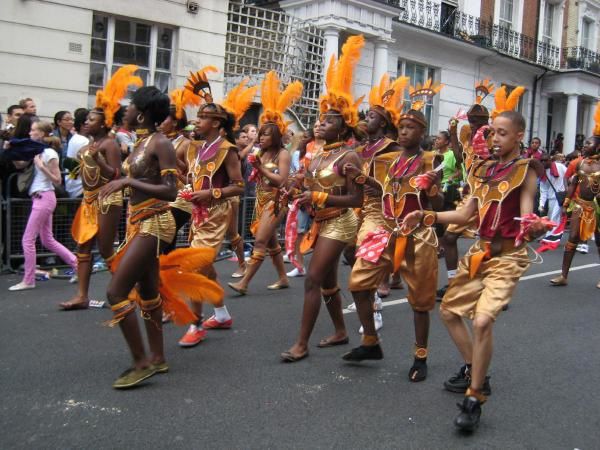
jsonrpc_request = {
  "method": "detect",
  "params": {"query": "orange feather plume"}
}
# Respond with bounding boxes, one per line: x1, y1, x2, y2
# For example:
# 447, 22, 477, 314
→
170, 88, 203, 120
491, 85, 525, 119
184, 65, 218, 102
259, 71, 303, 134
474, 79, 495, 105
221, 79, 258, 129
95, 65, 143, 127
369, 74, 409, 126
320, 34, 365, 128
594, 102, 600, 137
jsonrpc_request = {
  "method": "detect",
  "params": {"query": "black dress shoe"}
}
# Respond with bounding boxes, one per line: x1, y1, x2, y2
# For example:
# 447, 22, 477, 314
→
342, 344, 383, 361
454, 396, 482, 431
444, 365, 492, 395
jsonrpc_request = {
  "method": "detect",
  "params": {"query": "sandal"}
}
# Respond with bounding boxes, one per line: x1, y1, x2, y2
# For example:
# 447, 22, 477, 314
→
227, 282, 247, 295
550, 275, 568, 286
317, 336, 349, 348
59, 300, 89, 311
152, 362, 169, 374
408, 359, 428, 382
112, 366, 157, 389
280, 350, 309, 363
267, 281, 289, 290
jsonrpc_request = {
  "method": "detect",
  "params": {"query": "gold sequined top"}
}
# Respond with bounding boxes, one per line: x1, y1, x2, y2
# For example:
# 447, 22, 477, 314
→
80, 146, 111, 190
304, 150, 348, 194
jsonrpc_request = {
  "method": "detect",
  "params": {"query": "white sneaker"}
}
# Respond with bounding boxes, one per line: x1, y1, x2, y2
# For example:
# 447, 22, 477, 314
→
286, 267, 305, 277
577, 243, 589, 254
69, 275, 78, 284
282, 254, 291, 263
9, 282, 35, 291
374, 293, 383, 312
359, 312, 383, 334
346, 302, 357, 312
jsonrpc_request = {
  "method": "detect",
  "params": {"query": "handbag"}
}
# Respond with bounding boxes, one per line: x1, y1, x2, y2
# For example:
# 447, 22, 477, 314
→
16, 162, 35, 194
547, 177, 566, 205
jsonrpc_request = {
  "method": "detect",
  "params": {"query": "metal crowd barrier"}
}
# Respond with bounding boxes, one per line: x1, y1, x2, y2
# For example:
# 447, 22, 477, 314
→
1, 173, 262, 272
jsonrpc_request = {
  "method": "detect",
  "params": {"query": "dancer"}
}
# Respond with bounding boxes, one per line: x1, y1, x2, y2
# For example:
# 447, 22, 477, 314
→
8, 121, 77, 291
280, 35, 365, 362
98, 85, 221, 388
550, 104, 600, 288
60, 66, 141, 309
343, 73, 408, 332
438, 80, 495, 299
177, 71, 255, 347
403, 88, 551, 431
228, 71, 303, 295
343, 79, 444, 384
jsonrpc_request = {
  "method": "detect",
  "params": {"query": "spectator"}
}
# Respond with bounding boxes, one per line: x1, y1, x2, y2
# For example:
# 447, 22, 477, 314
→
4, 105, 24, 133
112, 106, 136, 158
538, 152, 567, 249
8, 120, 77, 291
525, 137, 543, 160
553, 133, 564, 154
434, 130, 460, 211
52, 110, 74, 161
64, 108, 90, 198
19, 98, 37, 116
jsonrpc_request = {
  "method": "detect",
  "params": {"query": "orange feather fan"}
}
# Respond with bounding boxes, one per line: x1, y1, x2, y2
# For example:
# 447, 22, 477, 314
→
183, 65, 218, 101
221, 79, 259, 129
320, 34, 365, 128
170, 88, 203, 120
259, 71, 303, 134
95, 65, 143, 127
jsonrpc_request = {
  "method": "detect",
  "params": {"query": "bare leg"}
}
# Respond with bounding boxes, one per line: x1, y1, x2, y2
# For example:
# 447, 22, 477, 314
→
440, 308, 473, 364
469, 314, 494, 391
319, 260, 347, 343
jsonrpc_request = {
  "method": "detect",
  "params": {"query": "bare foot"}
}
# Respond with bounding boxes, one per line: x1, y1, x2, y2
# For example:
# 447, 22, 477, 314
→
317, 332, 349, 347
59, 295, 89, 310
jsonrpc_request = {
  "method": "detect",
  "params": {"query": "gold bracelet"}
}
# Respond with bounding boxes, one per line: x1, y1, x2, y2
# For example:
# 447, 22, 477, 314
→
421, 210, 437, 227
211, 188, 222, 199
160, 168, 178, 177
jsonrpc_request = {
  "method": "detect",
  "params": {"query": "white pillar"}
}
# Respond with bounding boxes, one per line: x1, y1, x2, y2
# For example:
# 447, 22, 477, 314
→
538, 94, 549, 150
323, 27, 340, 85
372, 39, 389, 84
586, 99, 597, 138
564, 93, 579, 155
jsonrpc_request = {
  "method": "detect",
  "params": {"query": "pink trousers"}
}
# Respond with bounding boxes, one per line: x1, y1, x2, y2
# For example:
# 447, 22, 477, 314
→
22, 190, 76, 285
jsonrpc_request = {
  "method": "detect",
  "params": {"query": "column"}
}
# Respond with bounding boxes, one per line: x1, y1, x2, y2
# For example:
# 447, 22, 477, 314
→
323, 27, 340, 83
586, 99, 597, 138
537, 94, 549, 149
563, 93, 578, 155
372, 39, 389, 84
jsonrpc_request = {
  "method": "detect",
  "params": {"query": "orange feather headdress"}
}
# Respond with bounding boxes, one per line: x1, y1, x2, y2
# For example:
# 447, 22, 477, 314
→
399, 78, 443, 127
474, 79, 495, 105
95, 65, 143, 127
491, 85, 526, 119
368, 74, 410, 127
170, 65, 218, 119
259, 71, 303, 134
593, 102, 600, 137
320, 34, 365, 128
221, 79, 259, 129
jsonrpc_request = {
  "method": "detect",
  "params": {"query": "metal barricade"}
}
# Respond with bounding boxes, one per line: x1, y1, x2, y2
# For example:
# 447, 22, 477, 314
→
2, 173, 263, 272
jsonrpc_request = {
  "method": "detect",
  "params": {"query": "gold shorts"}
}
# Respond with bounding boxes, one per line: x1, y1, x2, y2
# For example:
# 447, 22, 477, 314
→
398, 228, 438, 311
190, 200, 232, 254
445, 195, 477, 237
229, 195, 240, 207
170, 194, 193, 214
319, 208, 358, 245
441, 240, 531, 320
138, 210, 176, 244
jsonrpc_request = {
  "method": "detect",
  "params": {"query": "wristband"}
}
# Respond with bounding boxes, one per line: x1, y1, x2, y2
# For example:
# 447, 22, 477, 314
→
421, 210, 437, 227
353, 174, 367, 185
211, 188, 222, 199
311, 191, 328, 208
426, 184, 439, 197
160, 168, 178, 177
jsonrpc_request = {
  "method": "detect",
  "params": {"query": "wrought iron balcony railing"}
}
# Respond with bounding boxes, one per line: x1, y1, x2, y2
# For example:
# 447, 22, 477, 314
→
388, 0, 560, 70
561, 47, 600, 74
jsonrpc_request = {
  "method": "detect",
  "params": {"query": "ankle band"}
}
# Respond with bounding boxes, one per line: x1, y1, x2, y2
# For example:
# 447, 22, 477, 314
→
76, 252, 92, 263
267, 246, 282, 257
321, 286, 340, 297
465, 387, 487, 404
414, 345, 428, 360
249, 250, 265, 263
104, 299, 136, 327
361, 334, 379, 346
230, 234, 242, 247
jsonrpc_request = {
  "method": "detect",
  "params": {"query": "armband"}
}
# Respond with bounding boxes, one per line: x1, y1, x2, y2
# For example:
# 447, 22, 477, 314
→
211, 188, 222, 199
229, 180, 245, 188
421, 210, 437, 227
353, 174, 367, 185
160, 169, 178, 177
311, 191, 328, 208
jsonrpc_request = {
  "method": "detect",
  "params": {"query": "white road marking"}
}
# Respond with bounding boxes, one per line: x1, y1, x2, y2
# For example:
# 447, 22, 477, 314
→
342, 263, 600, 314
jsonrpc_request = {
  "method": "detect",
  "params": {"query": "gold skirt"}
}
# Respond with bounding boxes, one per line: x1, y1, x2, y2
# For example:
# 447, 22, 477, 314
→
441, 239, 530, 320
190, 200, 232, 253
318, 208, 359, 245
138, 210, 176, 244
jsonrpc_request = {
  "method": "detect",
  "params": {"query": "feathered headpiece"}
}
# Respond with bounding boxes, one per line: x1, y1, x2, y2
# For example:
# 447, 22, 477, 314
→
593, 102, 600, 137
368, 74, 410, 127
474, 79, 495, 105
95, 65, 143, 127
399, 79, 444, 127
491, 85, 526, 119
221, 79, 259, 129
259, 71, 303, 134
170, 65, 218, 119
320, 34, 365, 128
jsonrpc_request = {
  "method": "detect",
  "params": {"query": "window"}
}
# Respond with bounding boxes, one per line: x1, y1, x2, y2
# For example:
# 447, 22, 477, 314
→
498, 0, 514, 30
542, 3, 555, 43
582, 18, 593, 50
89, 14, 175, 100
397, 59, 437, 134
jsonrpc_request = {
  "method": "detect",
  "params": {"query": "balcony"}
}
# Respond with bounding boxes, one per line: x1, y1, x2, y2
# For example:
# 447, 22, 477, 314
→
561, 47, 600, 74
380, 0, 561, 70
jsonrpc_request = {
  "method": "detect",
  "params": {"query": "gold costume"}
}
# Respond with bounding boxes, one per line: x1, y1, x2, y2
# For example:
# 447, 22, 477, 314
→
170, 135, 193, 214
349, 150, 438, 311
72, 147, 123, 245
302, 148, 358, 248
441, 239, 530, 320
190, 200, 232, 252
250, 156, 288, 236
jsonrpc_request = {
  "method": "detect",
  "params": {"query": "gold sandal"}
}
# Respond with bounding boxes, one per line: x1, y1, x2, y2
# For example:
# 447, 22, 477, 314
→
550, 275, 568, 286
267, 281, 289, 290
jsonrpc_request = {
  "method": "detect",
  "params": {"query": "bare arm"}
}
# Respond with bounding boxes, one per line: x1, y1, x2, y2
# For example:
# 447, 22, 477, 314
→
221, 149, 245, 198
449, 121, 463, 163
519, 168, 538, 217
93, 139, 121, 179
256, 149, 290, 188
34, 156, 62, 185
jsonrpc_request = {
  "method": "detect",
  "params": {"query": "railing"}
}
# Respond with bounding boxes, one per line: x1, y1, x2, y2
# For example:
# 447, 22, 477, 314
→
561, 46, 600, 74
392, 0, 560, 70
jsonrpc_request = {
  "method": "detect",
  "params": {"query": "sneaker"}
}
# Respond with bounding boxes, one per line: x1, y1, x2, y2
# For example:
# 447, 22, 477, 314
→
8, 282, 35, 291
282, 254, 291, 263
178, 325, 207, 347
436, 285, 448, 302
577, 243, 589, 254
454, 396, 482, 431
444, 364, 492, 395
202, 315, 233, 329
286, 267, 305, 277
69, 275, 78, 284
359, 312, 383, 334
346, 302, 357, 312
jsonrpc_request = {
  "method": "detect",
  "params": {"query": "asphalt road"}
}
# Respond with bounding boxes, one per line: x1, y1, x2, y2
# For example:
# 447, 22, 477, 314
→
1, 241, 599, 449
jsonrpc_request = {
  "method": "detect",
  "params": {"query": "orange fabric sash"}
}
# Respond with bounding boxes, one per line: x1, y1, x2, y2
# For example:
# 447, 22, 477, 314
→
469, 242, 492, 279
575, 198, 597, 241
71, 190, 100, 245
393, 235, 407, 273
